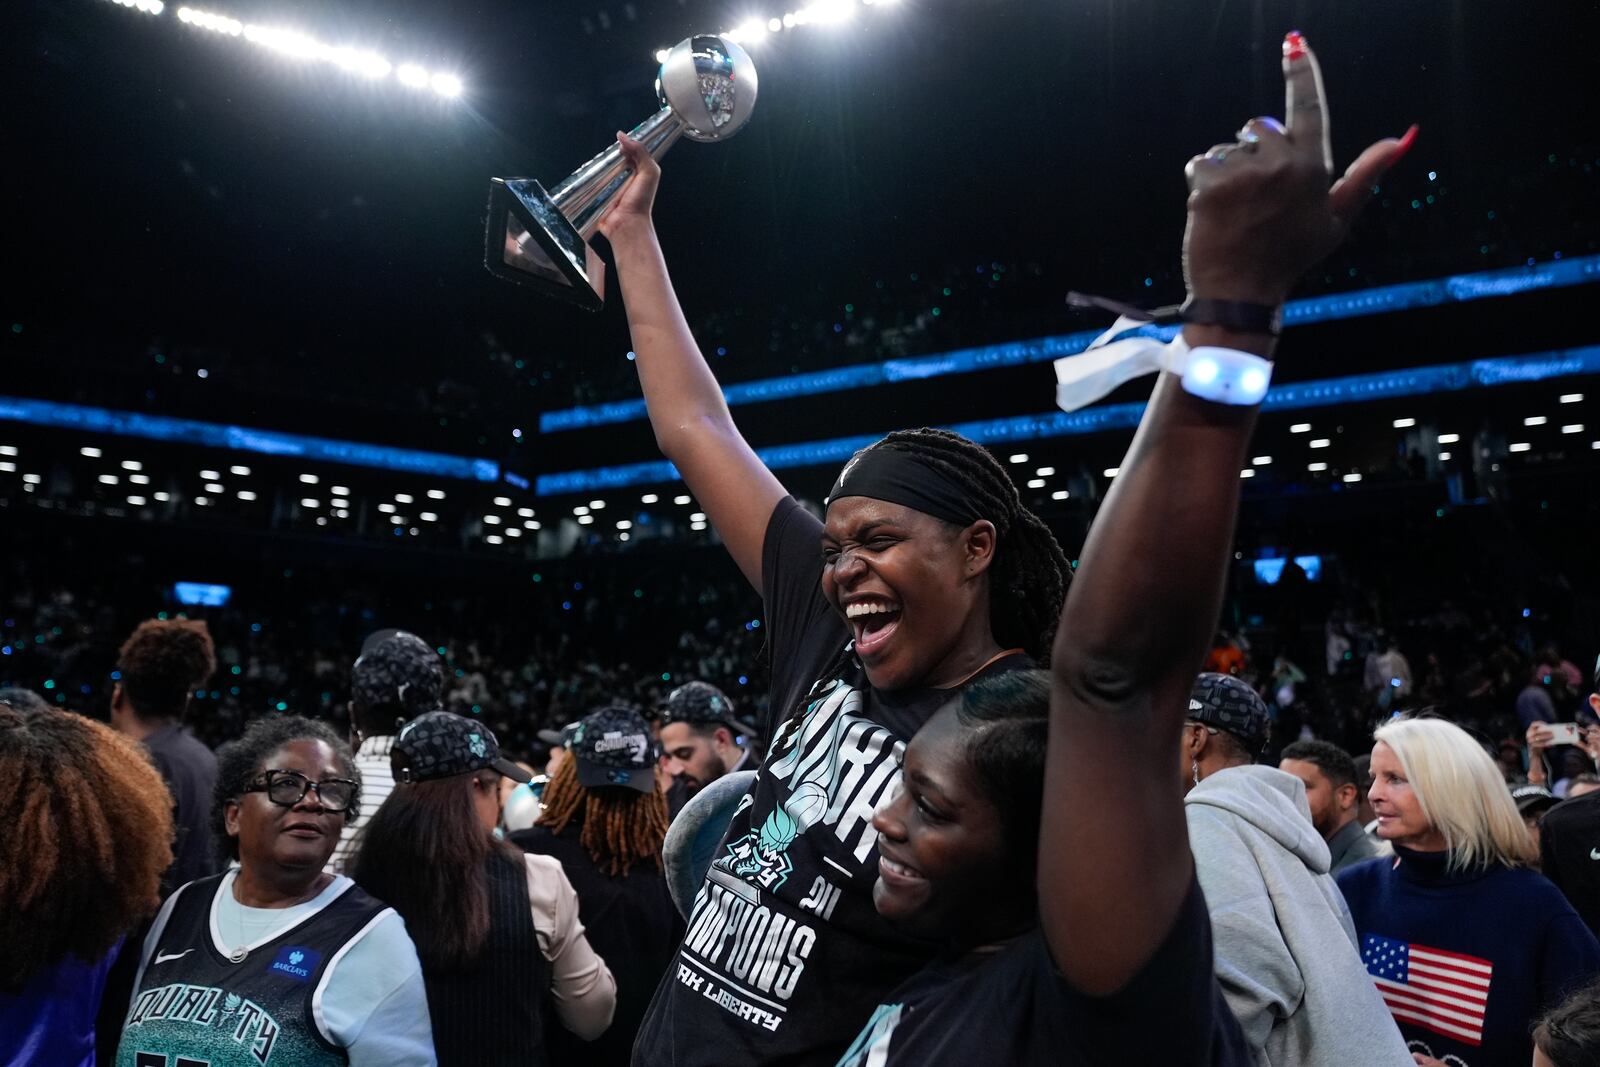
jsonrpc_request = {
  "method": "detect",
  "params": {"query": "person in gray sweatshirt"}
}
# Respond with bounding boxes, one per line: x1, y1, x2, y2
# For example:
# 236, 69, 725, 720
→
1182, 672, 1412, 1067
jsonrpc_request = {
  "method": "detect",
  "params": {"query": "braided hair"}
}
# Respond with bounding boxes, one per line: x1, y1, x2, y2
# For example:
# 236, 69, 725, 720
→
867, 428, 1069, 664
535, 756, 669, 876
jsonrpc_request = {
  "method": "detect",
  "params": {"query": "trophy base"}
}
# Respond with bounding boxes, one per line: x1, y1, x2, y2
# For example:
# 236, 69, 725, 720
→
485, 177, 607, 311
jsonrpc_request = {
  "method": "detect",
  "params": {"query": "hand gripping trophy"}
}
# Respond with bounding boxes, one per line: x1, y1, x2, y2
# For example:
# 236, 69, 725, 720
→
484, 34, 758, 310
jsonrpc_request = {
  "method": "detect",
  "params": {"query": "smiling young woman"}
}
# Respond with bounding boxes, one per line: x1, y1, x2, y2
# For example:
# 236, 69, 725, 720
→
113, 716, 437, 1067
596, 134, 1067, 1063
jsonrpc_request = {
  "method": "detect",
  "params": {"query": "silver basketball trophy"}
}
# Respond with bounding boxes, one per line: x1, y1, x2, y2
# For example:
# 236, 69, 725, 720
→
485, 34, 758, 310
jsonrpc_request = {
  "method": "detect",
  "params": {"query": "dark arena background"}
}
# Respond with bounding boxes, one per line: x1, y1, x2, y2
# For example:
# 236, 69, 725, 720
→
4, 0, 1598, 759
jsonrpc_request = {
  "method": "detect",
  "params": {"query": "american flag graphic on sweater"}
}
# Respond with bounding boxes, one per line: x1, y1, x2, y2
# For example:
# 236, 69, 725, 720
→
1361, 933, 1493, 1046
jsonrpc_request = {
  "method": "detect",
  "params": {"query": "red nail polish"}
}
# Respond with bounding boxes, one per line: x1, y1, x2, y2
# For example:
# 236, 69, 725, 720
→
1392, 124, 1420, 162
1283, 31, 1307, 60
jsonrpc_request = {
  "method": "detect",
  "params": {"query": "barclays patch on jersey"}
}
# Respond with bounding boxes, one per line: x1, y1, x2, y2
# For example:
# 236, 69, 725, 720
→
267, 945, 322, 981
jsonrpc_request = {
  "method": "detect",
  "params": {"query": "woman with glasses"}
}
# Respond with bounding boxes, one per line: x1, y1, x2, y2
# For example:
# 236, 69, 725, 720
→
114, 715, 436, 1067
1336, 717, 1600, 1067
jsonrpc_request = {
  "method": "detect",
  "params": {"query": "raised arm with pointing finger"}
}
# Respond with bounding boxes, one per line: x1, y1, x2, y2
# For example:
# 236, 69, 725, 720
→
1042, 30, 1415, 997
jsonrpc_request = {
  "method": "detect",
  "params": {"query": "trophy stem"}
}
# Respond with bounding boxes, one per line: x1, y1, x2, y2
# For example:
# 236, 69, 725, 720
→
551, 107, 687, 239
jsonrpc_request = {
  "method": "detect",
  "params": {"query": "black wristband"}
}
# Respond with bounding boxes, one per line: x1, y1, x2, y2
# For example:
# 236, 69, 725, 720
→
1178, 297, 1283, 337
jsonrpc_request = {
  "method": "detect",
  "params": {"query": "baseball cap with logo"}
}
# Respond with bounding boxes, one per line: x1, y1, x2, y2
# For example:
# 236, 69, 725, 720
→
535, 721, 583, 749
352, 630, 445, 717
571, 705, 657, 794
1187, 672, 1272, 756
392, 711, 532, 784
659, 681, 745, 729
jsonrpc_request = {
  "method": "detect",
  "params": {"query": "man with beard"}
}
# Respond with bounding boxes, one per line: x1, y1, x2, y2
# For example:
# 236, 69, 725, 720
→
1280, 739, 1389, 874
658, 681, 760, 820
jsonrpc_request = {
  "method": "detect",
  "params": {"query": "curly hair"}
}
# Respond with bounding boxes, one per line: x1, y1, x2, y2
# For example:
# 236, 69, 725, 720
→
118, 618, 218, 720
212, 716, 359, 863
866, 429, 1069, 664
535, 756, 669, 876
0, 705, 174, 991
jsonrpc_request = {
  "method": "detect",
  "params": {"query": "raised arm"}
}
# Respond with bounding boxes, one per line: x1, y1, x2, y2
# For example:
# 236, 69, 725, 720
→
596, 136, 787, 589
1039, 33, 1412, 993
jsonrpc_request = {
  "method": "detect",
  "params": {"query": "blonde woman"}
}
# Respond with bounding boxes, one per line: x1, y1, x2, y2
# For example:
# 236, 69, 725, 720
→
1337, 718, 1600, 1067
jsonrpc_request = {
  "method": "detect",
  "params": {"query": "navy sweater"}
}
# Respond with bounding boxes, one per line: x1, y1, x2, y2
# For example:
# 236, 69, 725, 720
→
1336, 846, 1600, 1067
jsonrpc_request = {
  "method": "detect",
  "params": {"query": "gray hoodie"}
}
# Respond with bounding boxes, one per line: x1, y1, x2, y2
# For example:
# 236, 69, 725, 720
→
1185, 764, 1412, 1067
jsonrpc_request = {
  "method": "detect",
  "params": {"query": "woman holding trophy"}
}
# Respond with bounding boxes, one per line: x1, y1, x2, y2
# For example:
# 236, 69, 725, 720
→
591, 29, 1412, 1067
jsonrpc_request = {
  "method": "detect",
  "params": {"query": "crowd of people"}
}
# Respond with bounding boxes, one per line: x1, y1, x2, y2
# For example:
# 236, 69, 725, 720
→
5, 31, 1600, 1067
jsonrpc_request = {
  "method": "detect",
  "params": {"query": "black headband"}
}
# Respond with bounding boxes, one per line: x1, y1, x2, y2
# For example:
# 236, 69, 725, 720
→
824, 447, 985, 528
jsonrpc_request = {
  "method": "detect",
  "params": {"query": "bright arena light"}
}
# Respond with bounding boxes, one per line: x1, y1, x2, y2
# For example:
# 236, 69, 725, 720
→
658, 0, 892, 57
724, 19, 769, 45
174, 6, 462, 95
178, 7, 241, 35
110, 0, 165, 16
804, 0, 859, 24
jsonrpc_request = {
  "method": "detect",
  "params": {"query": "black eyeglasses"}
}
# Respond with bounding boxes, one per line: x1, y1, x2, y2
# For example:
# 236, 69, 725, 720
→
244, 769, 357, 813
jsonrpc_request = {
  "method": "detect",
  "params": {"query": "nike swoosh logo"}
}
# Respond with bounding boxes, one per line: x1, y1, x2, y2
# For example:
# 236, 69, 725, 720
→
154, 949, 193, 964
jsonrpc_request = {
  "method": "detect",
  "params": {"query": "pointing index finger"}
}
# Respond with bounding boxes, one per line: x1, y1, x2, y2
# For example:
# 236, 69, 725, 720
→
1283, 31, 1333, 175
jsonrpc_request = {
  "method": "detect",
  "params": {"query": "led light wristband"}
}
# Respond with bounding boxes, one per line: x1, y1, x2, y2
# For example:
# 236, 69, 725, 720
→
1170, 345, 1274, 405
1053, 314, 1274, 411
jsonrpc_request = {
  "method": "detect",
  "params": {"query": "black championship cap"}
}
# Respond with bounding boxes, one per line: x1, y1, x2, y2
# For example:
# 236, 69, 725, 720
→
392, 711, 531, 784
1188, 672, 1272, 756
352, 629, 444, 717
571, 705, 657, 794
536, 721, 583, 749
662, 681, 740, 727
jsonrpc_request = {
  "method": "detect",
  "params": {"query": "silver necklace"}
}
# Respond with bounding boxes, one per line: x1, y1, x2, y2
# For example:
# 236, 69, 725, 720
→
227, 877, 250, 963
227, 872, 326, 964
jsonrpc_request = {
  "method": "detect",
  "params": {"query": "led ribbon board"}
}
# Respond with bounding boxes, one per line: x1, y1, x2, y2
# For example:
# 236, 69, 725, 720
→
540, 255, 1600, 433
534, 344, 1600, 495
0, 397, 500, 482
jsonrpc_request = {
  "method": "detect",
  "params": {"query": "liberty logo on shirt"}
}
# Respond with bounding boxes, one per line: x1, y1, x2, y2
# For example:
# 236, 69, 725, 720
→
720, 802, 804, 890
267, 946, 320, 981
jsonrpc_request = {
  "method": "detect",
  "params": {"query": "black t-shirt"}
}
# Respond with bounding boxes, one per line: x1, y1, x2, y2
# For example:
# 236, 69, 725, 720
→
513, 821, 685, 1067
632, 497, 1034, 1067
834, 878, 1249, 1066
1539, 791, 1600, 937
144, 723, 219, 897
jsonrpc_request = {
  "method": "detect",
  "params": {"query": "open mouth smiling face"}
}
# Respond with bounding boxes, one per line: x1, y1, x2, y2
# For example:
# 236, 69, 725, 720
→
821, 497, 994, 691
843, 596, 903, 659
